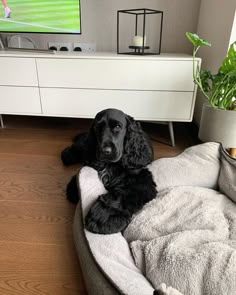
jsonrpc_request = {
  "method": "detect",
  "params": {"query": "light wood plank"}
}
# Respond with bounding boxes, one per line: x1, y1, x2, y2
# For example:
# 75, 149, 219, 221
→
0, 172, 73, 203
0, 200, 74, 225
0, 154, 76, 176
0, 275, 87, 295
0, 223, 74, 245
0, 139, 68, 156
0, 242, 82, 275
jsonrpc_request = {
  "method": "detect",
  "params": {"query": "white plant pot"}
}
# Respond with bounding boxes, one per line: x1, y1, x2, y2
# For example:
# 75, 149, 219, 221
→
199, 104, 236, 148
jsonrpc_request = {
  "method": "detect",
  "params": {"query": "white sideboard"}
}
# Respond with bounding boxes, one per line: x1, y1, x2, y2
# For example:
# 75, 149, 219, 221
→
0, 50, 200, 144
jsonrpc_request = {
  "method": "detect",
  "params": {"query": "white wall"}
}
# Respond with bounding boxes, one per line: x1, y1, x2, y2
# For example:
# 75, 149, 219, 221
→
2, 0, 201, 53
194, 0, 236, 125
229, 10, 236, 46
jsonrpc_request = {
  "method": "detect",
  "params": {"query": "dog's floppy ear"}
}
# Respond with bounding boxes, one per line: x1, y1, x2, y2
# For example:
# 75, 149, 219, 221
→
121, 115, 153, 169
78, 120, 97, 162
61, 120, 97, 165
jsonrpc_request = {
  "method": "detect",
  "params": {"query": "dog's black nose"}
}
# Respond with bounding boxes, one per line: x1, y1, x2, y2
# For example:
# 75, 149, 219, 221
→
102, 146, 112, 155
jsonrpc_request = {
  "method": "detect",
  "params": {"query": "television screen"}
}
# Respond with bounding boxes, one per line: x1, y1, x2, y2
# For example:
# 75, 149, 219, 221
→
0, 0, 81, 34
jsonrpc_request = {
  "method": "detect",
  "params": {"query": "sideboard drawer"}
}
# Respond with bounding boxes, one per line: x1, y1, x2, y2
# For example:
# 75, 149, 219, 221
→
0, 86, 41, 114
40, 88, 194, 121
37, 58, 195, 91
0, 57, 38, 86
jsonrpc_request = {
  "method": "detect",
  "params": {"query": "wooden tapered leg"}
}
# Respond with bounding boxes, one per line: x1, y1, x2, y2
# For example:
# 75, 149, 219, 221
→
229, 148, 236, 157
168, 121, 175, 147
0, 115, 4, 128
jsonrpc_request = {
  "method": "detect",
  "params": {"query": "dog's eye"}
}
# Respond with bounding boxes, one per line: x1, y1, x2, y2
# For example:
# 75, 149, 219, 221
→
113, 125, 121, 132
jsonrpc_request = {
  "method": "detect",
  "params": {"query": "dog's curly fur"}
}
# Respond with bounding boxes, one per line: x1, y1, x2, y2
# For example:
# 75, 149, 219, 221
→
61, 109, 157, 234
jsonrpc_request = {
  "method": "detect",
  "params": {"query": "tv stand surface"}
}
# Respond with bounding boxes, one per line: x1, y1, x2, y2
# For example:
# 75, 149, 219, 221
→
0, 51, 200, 145
1, 47, 56, 54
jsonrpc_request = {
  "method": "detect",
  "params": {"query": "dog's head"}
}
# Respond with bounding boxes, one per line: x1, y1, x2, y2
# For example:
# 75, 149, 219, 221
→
92, 109, 127, 162
89, 108, 153, 169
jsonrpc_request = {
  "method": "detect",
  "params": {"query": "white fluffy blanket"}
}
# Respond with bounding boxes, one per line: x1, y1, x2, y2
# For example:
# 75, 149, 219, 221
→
123, 186, 236, 295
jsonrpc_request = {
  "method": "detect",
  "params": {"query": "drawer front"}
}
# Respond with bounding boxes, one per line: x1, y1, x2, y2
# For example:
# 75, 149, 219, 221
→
0, 86, 41, 114
0, 57, 38, 86
40, 88, 194, 121
37, 59, 195, 91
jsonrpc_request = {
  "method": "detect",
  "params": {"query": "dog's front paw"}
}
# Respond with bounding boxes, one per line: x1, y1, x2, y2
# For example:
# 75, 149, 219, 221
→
85, 194, 130, 234
66, 175, 80, 204
61, 147, 75, 166
85, 197, 110, 234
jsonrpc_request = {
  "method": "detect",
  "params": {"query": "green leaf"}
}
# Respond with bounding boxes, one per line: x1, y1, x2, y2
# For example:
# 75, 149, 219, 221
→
219, 41, 236, 73
199, 70, 212, 93
227, 69, 236, 77
186, 31, 235, 111
186, 32, 211, 47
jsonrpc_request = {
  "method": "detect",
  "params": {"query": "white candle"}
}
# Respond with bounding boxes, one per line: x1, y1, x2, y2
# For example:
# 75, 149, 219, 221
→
132, 35, 146, 47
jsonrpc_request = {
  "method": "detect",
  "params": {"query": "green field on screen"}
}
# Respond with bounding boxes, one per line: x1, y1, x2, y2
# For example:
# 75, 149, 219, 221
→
0, 0, 81, 33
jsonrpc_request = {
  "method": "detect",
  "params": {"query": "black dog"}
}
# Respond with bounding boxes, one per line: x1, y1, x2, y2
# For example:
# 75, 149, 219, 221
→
61, 109, 157, 234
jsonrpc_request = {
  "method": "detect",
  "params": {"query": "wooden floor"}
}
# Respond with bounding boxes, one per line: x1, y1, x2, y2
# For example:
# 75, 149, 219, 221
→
0, 115, 198, 295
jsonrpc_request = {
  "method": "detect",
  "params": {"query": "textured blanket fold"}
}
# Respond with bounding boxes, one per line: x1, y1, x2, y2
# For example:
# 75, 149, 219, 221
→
77, 142, 235, 295
124, 186, 236, 295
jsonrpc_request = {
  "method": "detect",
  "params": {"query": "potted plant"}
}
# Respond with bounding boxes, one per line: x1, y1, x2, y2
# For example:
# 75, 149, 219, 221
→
186, 32, 236, 157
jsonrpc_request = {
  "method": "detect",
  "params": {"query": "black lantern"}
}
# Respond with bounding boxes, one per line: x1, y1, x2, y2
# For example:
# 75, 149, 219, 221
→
117, 8, 163, 55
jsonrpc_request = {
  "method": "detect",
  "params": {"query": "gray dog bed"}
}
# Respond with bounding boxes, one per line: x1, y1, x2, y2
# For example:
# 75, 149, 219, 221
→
73, 142, 236, 295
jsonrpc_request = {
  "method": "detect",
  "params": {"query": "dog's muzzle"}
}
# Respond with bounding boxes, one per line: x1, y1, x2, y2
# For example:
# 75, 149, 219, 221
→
98, 142, 120, 162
